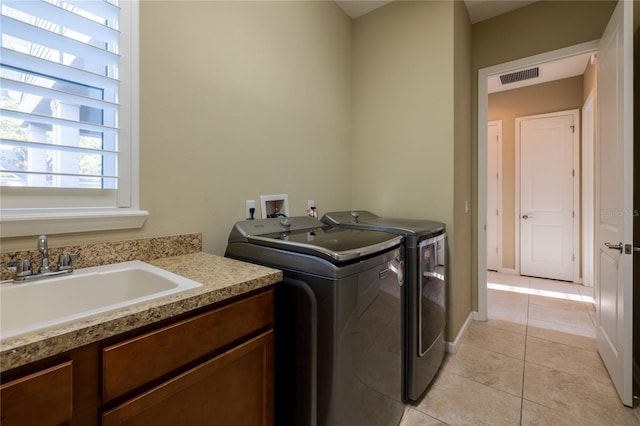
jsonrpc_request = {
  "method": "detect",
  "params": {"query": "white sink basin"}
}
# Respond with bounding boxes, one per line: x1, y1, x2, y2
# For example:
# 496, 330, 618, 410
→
1, 260, 202, 340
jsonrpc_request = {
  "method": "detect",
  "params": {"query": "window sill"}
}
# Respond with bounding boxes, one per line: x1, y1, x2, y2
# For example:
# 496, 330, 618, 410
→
0, 209, 150, 238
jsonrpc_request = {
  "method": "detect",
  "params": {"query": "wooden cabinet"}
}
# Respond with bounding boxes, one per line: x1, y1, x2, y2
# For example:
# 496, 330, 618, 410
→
0, 361, 73, 426
102, 289, 273, 402
0, 287, 274, 426
102, 331, 273, 426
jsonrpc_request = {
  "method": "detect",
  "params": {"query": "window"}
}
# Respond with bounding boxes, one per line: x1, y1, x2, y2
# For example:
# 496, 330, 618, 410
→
0, 0, 147, 237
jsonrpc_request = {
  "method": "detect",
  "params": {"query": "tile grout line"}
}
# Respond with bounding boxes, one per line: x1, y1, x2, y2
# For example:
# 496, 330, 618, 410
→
520, 280, 530, 426
580, 288, 598, 329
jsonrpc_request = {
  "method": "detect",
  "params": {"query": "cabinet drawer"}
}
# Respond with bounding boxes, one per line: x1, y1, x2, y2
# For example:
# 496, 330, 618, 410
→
102, 330, 274, 426
102, 288, 273, 402
0, 361, 73, 426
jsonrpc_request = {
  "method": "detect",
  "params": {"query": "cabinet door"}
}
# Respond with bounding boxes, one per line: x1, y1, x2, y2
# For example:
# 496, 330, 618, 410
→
102, 331, 273, 426
103, 289, 273, 402
0, 361, 73, 426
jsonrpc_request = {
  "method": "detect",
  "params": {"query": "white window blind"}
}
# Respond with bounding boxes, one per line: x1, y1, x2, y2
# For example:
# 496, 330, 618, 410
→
0, 0, 147, 238
0, 0, 121, 190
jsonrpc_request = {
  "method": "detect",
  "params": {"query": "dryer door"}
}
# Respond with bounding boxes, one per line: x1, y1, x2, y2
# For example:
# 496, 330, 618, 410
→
418, 234, 447, 357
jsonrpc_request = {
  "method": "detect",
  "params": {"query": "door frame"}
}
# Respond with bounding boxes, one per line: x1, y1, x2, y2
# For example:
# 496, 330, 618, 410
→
487, 120, 503, 272
476, 40, 598, 321
514, 109, 581, 282
582, 90, 595, 288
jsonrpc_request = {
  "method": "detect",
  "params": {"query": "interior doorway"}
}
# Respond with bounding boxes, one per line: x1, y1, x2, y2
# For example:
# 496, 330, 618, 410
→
477, 40, 599, 321
478, 3, 634, 407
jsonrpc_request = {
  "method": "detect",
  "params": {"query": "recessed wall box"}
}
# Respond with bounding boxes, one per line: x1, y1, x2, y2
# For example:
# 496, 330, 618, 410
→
260, 194, 289, 219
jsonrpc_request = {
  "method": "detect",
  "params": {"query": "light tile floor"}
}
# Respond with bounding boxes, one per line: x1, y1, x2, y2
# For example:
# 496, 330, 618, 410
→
399, 272, 640, 425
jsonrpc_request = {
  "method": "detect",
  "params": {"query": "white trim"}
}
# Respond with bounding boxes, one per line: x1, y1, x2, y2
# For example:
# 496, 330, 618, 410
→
487, 120, 503, 272
477, 39, 599, 323
445, 311, 474, 354
514, 117, 521, 275
0, 209, 149, 237
477, 67, 489, 321
572, 109, 581, 284
581, 91, 595, 287
259, 194, 290, 219
117, 0, 139, 209
499, 268, 518, 276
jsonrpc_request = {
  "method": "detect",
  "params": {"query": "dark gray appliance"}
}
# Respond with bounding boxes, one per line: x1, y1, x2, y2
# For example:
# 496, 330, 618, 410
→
225, 216, 405, 426
321, 211, 447, 401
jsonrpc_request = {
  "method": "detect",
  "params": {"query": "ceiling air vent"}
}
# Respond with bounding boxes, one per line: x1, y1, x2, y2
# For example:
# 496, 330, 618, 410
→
499, 67, 539, 85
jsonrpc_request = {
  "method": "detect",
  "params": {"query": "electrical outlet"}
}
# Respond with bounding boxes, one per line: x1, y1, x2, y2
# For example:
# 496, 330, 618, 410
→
307, 200, 318, 218
246, 200, 256, 219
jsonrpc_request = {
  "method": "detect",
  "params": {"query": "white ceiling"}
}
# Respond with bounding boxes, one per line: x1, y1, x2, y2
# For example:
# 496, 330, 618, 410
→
335, 0, 393, 19
463, 0, 537, 24
335, 0, 593, 92
335, 0, 536, 22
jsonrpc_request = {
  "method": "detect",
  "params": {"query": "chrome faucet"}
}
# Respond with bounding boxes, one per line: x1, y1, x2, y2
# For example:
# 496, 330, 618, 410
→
38, 235, 51, 273
8, 235, 77, 283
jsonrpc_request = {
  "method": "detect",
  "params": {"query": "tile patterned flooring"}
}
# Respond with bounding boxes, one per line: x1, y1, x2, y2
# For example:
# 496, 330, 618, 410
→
399, 272, 640, 425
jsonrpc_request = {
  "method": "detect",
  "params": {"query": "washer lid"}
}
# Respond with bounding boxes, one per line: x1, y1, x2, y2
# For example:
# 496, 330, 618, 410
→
249, 227, 401, 262
321, 210, 445, 237
228, 216, 401, 262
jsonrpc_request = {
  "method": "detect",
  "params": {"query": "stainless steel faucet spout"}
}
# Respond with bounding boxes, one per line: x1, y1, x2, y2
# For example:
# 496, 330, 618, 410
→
38, 235, 51, 273
10, 235, 76, 283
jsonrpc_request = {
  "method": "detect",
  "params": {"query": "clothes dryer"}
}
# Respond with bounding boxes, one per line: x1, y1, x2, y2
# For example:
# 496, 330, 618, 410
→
321, 211, 446, 400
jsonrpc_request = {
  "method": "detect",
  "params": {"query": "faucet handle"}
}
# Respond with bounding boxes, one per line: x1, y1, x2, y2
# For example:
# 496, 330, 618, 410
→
58, 253, 78, 271
15, 259, 32, 277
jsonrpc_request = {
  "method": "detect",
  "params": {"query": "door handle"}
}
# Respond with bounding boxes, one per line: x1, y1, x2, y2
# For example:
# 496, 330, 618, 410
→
626, 245, 640, 254
605, 242, 623, 252
522, 214, 533, 220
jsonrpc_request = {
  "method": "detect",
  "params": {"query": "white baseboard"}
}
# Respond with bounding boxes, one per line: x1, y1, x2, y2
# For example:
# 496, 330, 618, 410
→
445, 311, 475, 354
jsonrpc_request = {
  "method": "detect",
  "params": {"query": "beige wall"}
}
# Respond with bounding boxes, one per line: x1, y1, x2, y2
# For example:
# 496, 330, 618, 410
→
471, 0, 616, 309
0, 0, 613, 343
351, 0, 472, 339
452, 0, 473, 341
1, 1, 353, 254
488, 76, 584, 270
351, 1, 454, 224
3, 0, 474, 342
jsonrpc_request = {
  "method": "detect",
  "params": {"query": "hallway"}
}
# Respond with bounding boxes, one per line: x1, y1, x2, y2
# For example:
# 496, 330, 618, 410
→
401, 272, 640, 425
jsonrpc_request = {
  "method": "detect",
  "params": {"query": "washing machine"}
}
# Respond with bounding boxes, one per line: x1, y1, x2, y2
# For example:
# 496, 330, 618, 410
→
225, 216, 406, 425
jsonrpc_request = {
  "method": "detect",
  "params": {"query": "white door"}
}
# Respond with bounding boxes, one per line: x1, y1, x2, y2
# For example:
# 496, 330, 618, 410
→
487, 121, 502, 271
518, 111, 578, 282
596, 0, 633, 407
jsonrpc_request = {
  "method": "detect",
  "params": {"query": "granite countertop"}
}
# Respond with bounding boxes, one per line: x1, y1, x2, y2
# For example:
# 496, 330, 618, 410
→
0, 252, 282, 373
